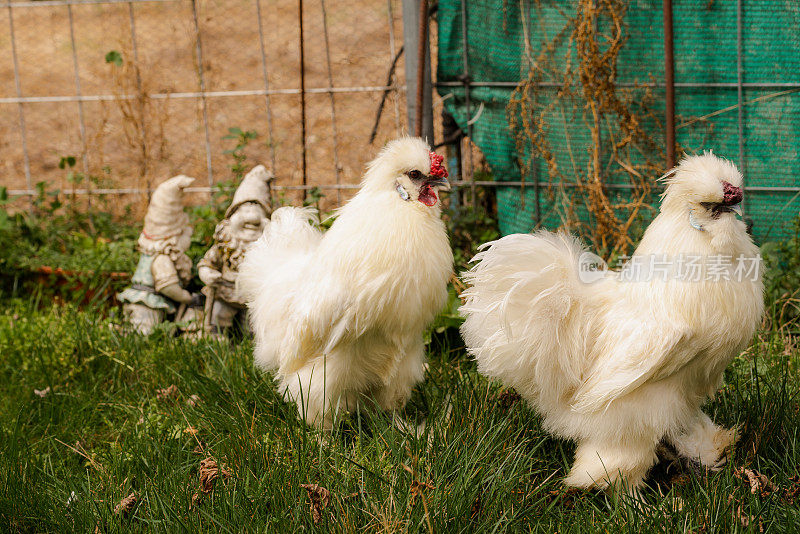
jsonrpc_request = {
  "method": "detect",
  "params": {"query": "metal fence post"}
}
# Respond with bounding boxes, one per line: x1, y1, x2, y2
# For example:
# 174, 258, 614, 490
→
190, 0, 214, 191
663, 0, 676, 169
386, 0, 401, 134
127, 1, 149, 195
319, 0, 342, 204
299, 0, 308, 197
460, 0, 474, 205
67, 4, 91, 204
255, 0, 277, 174
402, 0, 433, 143
7, 4, 33, 200
736, 0, 746, 215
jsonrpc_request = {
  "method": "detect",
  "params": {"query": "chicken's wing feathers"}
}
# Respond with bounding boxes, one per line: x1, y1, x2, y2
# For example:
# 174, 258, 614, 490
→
571, 323, 692, 413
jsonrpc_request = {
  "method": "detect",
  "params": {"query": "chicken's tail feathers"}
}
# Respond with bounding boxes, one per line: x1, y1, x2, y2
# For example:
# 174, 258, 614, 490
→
238, 206, 322, 371
460, 230, 588, 391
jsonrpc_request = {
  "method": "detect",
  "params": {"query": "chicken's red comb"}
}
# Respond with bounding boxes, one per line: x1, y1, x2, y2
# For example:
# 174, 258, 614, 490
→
429, 151, 448, 179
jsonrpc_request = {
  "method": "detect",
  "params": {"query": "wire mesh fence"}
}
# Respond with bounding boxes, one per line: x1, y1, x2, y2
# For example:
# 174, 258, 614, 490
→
1, 0, 408, 212
435, 0, 800, 246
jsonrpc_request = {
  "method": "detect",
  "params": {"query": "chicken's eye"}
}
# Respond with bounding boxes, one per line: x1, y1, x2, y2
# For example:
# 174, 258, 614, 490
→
407, 170, 423, 181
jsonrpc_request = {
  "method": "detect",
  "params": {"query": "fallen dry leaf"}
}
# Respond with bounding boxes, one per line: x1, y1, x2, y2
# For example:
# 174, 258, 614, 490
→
156, 384, 179, 402
734, 467, 776, 496
184, 426, 199, 436
191, 458, 231, 505
34, 387, 51, 398
186, 394, 200, 407
784, 475, 800, 504
545, 487, 582, 509
114, 492, 137, 517
300, 484, 330, 524
732, 501, 764, 533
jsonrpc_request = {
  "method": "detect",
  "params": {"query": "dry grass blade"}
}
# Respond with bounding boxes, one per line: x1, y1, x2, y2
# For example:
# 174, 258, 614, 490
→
300, 484, 331, 525
409, 479, 435, 505
469, 495, 481, 519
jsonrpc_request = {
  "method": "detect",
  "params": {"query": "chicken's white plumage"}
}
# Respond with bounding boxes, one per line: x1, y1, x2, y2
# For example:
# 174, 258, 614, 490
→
461, 153, 764, 491
239, 137, 453, 427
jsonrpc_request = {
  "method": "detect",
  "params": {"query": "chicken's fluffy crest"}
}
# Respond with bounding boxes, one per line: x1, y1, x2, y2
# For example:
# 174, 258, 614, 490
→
361, 137, 434, 190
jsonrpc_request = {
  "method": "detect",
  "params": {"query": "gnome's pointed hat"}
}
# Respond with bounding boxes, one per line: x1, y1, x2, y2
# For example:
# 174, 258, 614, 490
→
142, 175, 195, 240
225, 165, 275, 218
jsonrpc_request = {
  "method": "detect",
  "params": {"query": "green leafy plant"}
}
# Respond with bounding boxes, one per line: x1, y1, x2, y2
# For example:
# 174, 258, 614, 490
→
303, 186, 326, 217
222, 127, 258, 181
0, 175, 138, 300
761, 215, 800, 329
104, 50, 123, 67
444, 202, 500, 272
187, 179, 237, 262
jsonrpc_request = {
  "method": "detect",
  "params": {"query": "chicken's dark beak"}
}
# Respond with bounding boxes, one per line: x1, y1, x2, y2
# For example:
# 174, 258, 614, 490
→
426, 177, 450, 192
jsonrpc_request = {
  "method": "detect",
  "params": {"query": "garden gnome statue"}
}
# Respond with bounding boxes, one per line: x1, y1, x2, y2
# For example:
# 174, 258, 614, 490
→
198, 165, 274, 338
118, 175, 200, 334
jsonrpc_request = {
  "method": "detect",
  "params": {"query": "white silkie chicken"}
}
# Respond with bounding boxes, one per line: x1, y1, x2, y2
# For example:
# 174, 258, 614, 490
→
238, 137, 453, 428
460, 153, 764, 491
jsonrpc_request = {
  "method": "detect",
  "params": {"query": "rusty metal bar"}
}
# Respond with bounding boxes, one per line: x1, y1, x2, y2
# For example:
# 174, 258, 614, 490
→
0, 85, 405, 104
6, 4, 32, 192
255, 0, 277, 173
299, 0, 307, 195
736, 0, 746, 213
435, 80, 800, 89
5, 0, 173, 7
319, 0, 342, 204
386, 0, 401, 134
460, 0, 475, 204
66, 4, 91, 200
9, 182, 800, 197
402, 0, 432, 140
190, 0, 214, 190
663, 0, 676, 169
414, 0, 428, 137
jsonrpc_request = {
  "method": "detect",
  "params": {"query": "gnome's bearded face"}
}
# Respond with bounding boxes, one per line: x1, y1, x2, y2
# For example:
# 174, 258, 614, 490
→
229, 202, 268, 243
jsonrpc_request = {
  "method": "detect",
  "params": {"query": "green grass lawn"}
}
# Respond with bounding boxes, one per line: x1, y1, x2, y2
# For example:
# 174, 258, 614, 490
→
0, 299, 798, 532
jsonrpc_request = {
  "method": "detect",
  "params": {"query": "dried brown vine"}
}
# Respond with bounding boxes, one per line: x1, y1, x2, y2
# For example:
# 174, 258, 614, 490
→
508, 0, 664, 258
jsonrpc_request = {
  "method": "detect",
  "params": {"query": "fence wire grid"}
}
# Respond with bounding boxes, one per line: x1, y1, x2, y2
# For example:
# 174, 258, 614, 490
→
1, 0, 408, 211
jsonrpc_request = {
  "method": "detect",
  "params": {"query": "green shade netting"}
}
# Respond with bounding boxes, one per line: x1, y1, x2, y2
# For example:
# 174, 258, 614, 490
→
437, 0, 800, 243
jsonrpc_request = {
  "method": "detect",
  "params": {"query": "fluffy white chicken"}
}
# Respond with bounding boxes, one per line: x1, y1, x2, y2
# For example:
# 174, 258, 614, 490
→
460, 153, 764, 491
238, 137, 453, 428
